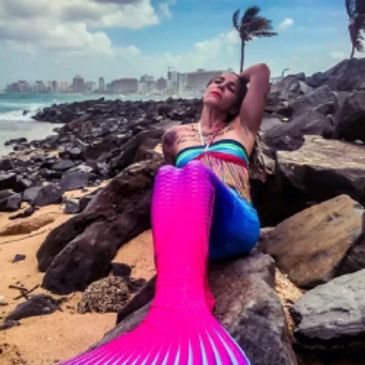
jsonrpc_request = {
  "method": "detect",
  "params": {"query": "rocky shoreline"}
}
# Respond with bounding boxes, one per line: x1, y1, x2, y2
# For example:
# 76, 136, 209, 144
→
1, 58, 365, 365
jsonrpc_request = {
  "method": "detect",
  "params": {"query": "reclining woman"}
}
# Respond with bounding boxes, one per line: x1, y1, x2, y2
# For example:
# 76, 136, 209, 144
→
59, 63, 270, 365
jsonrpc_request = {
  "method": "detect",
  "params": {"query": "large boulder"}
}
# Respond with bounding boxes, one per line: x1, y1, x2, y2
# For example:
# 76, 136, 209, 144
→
92, 253, 298, 365
288, 85, 336, 117
0, 189, 22, 212
276, 135, 365, 206
334, 91, 365, 143
259, 195, 365, 288
37, 157, 163, 294
262, 110, 333, 152
306, 58, 365, 90
291, 269, 365, 352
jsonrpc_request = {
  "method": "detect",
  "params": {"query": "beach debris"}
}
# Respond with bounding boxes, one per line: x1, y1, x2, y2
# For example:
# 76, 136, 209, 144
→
77, 276, 131, 314
9, 284, 39, 300
11, 254, 26, 263
5, 294, 61, 321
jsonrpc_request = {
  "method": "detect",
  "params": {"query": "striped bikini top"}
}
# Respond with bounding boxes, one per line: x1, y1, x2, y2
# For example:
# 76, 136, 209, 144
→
174, 139, 252, 204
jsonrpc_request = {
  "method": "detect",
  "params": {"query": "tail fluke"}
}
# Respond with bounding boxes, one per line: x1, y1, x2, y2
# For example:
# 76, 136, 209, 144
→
58, 161, 250, 365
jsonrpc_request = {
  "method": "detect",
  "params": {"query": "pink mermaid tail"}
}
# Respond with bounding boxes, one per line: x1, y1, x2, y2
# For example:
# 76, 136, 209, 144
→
58, 160, 250, 364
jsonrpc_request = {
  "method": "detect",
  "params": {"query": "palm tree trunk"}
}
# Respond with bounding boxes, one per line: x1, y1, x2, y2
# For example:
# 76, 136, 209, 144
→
350, 45, 355, 59
240, 41, 245, 72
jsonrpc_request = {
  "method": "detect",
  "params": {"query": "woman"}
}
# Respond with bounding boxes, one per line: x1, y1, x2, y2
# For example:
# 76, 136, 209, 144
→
59, 64, 270, 365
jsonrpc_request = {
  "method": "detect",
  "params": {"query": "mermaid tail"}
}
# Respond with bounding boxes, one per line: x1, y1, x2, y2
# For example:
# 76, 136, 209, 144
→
58, 160, 250, 365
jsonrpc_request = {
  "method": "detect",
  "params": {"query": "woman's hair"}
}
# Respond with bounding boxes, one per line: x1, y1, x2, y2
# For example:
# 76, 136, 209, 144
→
205, 72, 249, 123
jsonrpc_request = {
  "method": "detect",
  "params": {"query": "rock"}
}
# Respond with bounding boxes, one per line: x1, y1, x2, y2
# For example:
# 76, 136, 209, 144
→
276, 135, 365, 206
94, 253, 298, 365
23, 186, 42, 203
30, 184, 63, 207
0, 190, 22, 212
4, 137, 27, 146
9, 205, 36, 220
269, 73, 307, 101
0, 158, 14, 170
52, 159, 75, 171
259, 195, 365, 288
77, 276, 130, 314
37, 157, 163, 294
288, 85, 336, 116
116, 275, 156, 323
262, 110, 333, 152
63, 198, 80, 214
109, 129, 164, 173
111, 263, 132, 278
5, 294, 60, 321
334, 91, 365, 143
291, 269, 365, 351
0, 172, 17, 190
0, 213, 55, 236
12, 254, 26, 263
59, 171, 93, 190
306, 58, 365, 90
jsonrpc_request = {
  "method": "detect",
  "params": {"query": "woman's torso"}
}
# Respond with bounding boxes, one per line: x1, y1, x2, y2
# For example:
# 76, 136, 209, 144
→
165, 118, 255, 203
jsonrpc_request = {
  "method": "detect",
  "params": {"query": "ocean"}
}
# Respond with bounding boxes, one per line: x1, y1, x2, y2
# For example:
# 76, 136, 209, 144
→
0, 92, 168, 157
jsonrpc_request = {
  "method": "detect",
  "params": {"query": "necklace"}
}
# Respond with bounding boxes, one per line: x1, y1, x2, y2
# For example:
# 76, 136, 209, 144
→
198, 120, 225, 152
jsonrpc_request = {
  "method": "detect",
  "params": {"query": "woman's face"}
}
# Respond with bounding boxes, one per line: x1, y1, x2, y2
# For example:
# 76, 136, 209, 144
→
203, 73, 241, 113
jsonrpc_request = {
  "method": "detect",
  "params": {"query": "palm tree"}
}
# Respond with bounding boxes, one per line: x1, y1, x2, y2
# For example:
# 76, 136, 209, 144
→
346, 0, 365, 58
232, 6, 277, 72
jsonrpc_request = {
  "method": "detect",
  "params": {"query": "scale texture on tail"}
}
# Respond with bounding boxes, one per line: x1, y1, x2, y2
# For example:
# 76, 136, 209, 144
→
58, 160, 251, 365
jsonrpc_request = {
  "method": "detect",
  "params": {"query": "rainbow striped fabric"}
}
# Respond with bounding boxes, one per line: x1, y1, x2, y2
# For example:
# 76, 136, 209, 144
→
175, 139, 252, 204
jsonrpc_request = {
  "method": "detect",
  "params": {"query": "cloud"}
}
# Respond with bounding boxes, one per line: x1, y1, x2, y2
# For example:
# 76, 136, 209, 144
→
330, 51, 347, 61
158, 0, 176, 20
278, 18, 294, 31
0, 0, 159, 54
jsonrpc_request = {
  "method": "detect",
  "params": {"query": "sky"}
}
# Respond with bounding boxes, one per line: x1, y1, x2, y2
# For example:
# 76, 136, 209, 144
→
0, 0, 356, 88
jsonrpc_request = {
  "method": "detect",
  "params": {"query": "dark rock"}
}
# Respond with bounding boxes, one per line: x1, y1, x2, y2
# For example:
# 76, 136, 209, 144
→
0, 190, 22, 212
63, 198, 80, 214
52, 159, 75, 171
109, 129, 164, 173
59, 171, 93, 191
0, 172, 17, 190
334, 91, 365, 143
23, 186, 42, 202
288, 85, 336, 116
262, 110, 333, 152
12, 254, 26, 263
4, 137, 27, 146
306, 58, 365, 90
111, 263, 132, 278
30, 184, 63, 207
37, 157, 163, 294
291, 269, 365, 352
116, 275, 156, 323
0, 159, 14, 170
5, 294, 60, 321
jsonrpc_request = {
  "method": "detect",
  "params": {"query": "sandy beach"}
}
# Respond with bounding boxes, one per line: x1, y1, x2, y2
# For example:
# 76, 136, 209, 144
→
0, 181, 157, 365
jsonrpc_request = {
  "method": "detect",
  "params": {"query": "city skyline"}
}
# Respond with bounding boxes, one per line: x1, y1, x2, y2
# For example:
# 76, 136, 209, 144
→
4, 68, 229, 96
0, 0, 353, 89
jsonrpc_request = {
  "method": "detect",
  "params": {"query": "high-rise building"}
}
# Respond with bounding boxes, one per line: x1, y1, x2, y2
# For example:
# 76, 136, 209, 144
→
72, 75, 85, 93
156, 77, 168, 92
99, 77, 105, 92
185, 69, 223, 94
